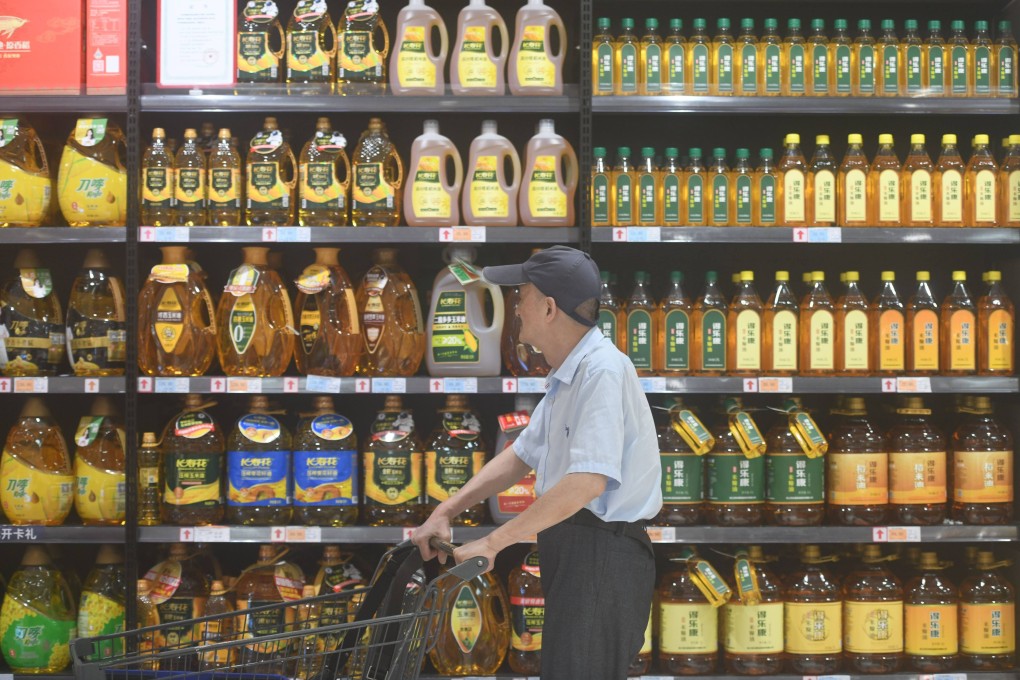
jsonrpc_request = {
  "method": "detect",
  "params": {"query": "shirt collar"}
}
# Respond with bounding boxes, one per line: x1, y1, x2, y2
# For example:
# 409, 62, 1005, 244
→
548, 327, 604, 387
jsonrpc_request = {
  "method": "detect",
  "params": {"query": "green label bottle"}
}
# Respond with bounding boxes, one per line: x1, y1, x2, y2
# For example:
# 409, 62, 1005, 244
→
667, 43, 685, 92
858, 45, 876, 94
712, 173, 729, 224
812, 44, 829, 93
882, 44, 899, 93
975, 46, 992, 94
692, 44, 710, 92
664, 174, 681, 224
687, 174, 704, 223
905, 45, 923, 93
835, 45, 852, 93
764, 44, 782, 93
701, 308, 726, 369
735, 175, 752, 225
627, 309, 653, 369
664, 309, 690, 370
592, 172, 610, 225
788, 45, 806, 93
620, 43, 638, 93
951, 46, 968, 93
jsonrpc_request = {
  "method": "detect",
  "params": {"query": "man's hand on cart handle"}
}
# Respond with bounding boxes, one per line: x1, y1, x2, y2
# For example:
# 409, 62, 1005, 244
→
410, 513, 453, 563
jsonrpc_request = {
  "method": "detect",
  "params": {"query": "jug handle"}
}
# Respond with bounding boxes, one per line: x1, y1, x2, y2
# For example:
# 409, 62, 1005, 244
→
563, 144, 579, 192
32, 135, 49, 176
343, 287, 361, 335
485, 281, 505, 333
389, 149, 404, 190
326, 19, 339, 58
337, 148, 352, 188
200, 289, 217, 335
109, 276, 126, 325
434, 19, 450, 62
552, 17, 567, 61
507, 148, 522, 191
271, 21, 286, 60
284, 148, 298, 190
447, 149, 464, 195
376, 20, 390, 60
495, 18, 509, 62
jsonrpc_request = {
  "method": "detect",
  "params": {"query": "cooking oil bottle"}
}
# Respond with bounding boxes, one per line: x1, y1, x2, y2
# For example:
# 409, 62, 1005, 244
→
706, 398, 766, 526
762, 271, 798, 374
732, 148, 754, 225
904, 551, 958, 671
997, 20, 1018, 96
636, 147, 660, 226
199, 580, 235, 671
664, 19, 686, 94
0, 398, 73, 526
160, 394, 225, 526
234, 545, 305, 674
926, 21, 948, 95
520, 119, 577, 227
598, 270, 623, 347
906, 271, 940, 374
940, 270, 977, 375
782, 19, 807, 95
877, 20, 901, 96
57, 118, 127, 227
507, 548, 543, 675
873, 271, 906, 374
74, 398, 125, 526
685, 147, 707, 225
66, 249, 126, 377
870, 133, 902, 227
723, 547, 783, 674
246, 117, 296, 227
827, 397, 889, 525
313, 546, 365, 631
753, 148, 778, 225
888, 397, 947, 525
508, 0, 566, 96
591, 147, 610, 226
765, 398, 826, 525
363, 396, 424, 526
800, 271, 835, 376
807, 135, 836, 226
785, 545, 842, 673
350, 118, 403, 226
838, 133, 869, 227
429, 565, 510, 675
655, 398, 707, 525
78, 546, 125, 660
736, 19, 757, 96
490, 395, 540, 523
708, 148, 730, 226
174, 129, 207, 226
758, 19, 782, 96
140, 127, 174, 227
999, 135, 1020, 226
613, 18, 638, 95
831, 19, 853, 95
640, 18, 664, 95
779, 133, 807, 226
687, 19, 710, 95
226, 396, 292, 526
835, 271, 871, 375
292, 397, 357, 526
405, 120, 463, 228
692, 271, 728, 374
425, 395, 487, 526
137, 246, 217, 377
965, 134, 998, 227
960, 551, 1015, 669
711, 19, 735, 96
0, 118, 50, 227
0, 546, 76, 673
844, 546, 904, 672
215, 247, 295, 377
0, 255, 66, 377
237, 1, 284, 82
293, 247, 361, 377
298, 118, 349, 226
807, 19, 829, 96
727, 271, 762, 376
902, 134, 934, 226
654, 271, 691, 374
207, 129, 242, 226
934, 134, 966, 226
952, 396, 1013, 524
853, 19, 877, 95
623, 271, 655, 375
902, 20, 924, 94
658, 548, 728, 674
356, 248, 425, 376
336, 0, 389, 94
978, 270, 1014, 374
451, 0, 507, 95
949, 21, 971, 96
137, 432, 161, 526
286, 0, 336, 85
972, 21, 995, 96
592, 17, 614, 96
464, 120, 520, 227
135, 578, 159, 664
144, 544, 209, 665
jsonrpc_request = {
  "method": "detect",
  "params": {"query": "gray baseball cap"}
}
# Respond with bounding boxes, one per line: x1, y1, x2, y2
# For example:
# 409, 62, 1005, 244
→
482, 246, 601, 327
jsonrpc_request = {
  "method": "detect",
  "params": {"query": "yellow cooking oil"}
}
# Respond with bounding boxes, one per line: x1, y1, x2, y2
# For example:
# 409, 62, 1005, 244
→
336, 0, 390, 95
299, 117, 350, 226
759, 19, 782, 96
140, 128, 174, 227
709, 148, 730, 226
874, 271, 906, 374
661, 147, 683, 226
934, 134, 966, 226
0, 118, 51, 227
664, 19, 686, 94
949, 21, 971, 96
835, 271, 871, 375
237, 0, 284, 83
902, 134, 934, 227
0, 398, 74, 526
727, 271, 762, 376
902, 20, 924, 95
73, 397, 126, 526
294, 247, 361, 377
778, 133, 807, 227
807, 19, 829, 96
762, 271, 798, 374
611, 146, 635, 227
57, 118, 127, 227
612, 18, 638, 95
78, 545, 125, 658
226, 396, 292, 526
996, 20, 1018, 97
1, 249, 65, 376
685, 148, 707, 226
429, 568, 510, 675
878, 20, 901, 97
782, 19, 806, 96
636, 147, 660, 226
286, 0, 336, 85
208, 129, 242, 226
592, 18, 614, 96
640, 18, 663, 95
711, 18, 735, 96
853, 19, 877, 96
350, 118, 403, 227
356, 248, 425, 377
732, 148, 753, 226
246, 117, 296, 227
687, 18, 710, 95
175, 129, 207, 227
998, 134, 1020, 226
753, 148, 778, 225
869, 134, 901, 227
906, 271, 940, 374
972, 21, 995, 96
831, 19, 853, 95
66, 248, 127, 377
591, 147, 611, 226
800, 271, 835, 375
808, 135, 836, 226
735, 19, 757, 96
965, 134, 998, 227
941, 271, 977, 375
926, 21, 948, 96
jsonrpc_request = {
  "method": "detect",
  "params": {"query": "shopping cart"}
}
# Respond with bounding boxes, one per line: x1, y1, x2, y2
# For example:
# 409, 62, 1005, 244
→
72, 539, 487, 680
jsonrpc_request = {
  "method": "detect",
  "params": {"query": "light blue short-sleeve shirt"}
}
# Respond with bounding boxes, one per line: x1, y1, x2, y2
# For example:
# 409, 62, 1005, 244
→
512, 327, 663, 522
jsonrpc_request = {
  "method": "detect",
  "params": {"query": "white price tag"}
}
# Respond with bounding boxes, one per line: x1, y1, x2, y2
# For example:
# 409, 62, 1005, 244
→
227, 377, 263, 393
178, 527, 196, 542
277, 227, 311, 242
758, 377, 793, 393
194, 526, 231, 542
881, 377, 898, 393
305, 375, 342, 393
444, 377, 478, 393
872, 527, 889, 542
155, 377, 190, 393
807, 227, 842, 243
517, 378, 547, 393
638, 377, 667, 393
438, 226, 486, 242
282, 377, 300, 393
896, 377, 932, 393
261, 227, 277, 242
887, 526, 922, 542
815, 675, 852, 680
285, 526, 322, 542
501, 378, 518, 393
372, 378, 406, 393
270, 526, 287, 543
14, 377, 46, 393
209, 377, 227, 393
355, 378, 372, 393
83, 378, 100, 393
929, 674, 967, 680
0, 377, 10, 393
741, 378, 759, 393
645, 527, 676, 543
149, 226, 189, 242
428, 378, 446, 393
626, 226, 661, 242
402, 528, 415, 540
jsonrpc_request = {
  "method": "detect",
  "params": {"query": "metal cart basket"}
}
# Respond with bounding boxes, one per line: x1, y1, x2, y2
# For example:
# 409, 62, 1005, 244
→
72, 541, 487, 680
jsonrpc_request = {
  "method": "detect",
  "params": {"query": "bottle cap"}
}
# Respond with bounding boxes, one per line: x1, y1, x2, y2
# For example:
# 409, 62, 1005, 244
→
802, 272, 812, 283
138, 579, 151, 594
621, 18, 634, 30
976, 20, 989, 31
741, 18, 754, 31
788, 18, 801, 30
689, 147, 702, 158
929, 20, 942, 31
988, 270, 1003, 282
713, 147, 726, 159
693, 18, 706, 30
141, 432, 158, 447
764, 18, 778, 30
382, 395, 405, 410
974, 134, 990, 146
152, 128, 166, 138
597, 17, 610, 30
812, 271, 825, 282
999, 20, 1012, 33
839, 272, 847, 283
917, 271, 930, 281
736, 148, 750, 159
617, 146, 631, 158
905, 20, 918, 31
670, 19, 682, 30
952, 270, 967, 281
665, 147, 679, 157
706, 270, 718, 283
879, 133, 894, 145
21, 546, 52, 566
732, 272, 741, 285
635, 271, 647, 284
811, 19, 825, 31
19, 397, 51, 420
942, 133, 957, 145
183, 128, 197, 139
759, 148, 773, 159
911, 134, 925, 145
951, 20, 965, 31
740, 270, 754, 281
881, 271, 895, 282
593, 146, 607, 158
785, 133, 800, 145
816, 135, 830, 145
600, 270, 610, 283
881, 19, 896, 31
481, 119, 498, 135
858, 19, 871, 30
645, 18, 658, 30
775, 271, 789, 281
845, 271, 859, 282
717, 18, 730, 30
95, 544, 123, 565
641, 147, 655, 159
670, 271, 683, 284
848, 133, 863, 145
835, 19, 847, 31
82, 247, 110, 269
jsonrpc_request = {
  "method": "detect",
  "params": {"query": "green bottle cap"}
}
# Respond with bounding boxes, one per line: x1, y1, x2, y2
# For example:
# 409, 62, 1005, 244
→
998, 20, 1012, 33
671, 271, 683, 284
976, 20, 989, 32
621, 18, 635, 30
635, 271, 648, 284
929, 20, 942, 31
706, 271, 718, 283
741, 18, 754, 31
665, 147, 679, 157
951, 20, 965, 31
641, 147, 656, 159
811, 19, 825, 31
597, 17, 610, 30
717, 18, 730, 30
693, 18, 706, 30
835, 19, 848, 31
689, 147, 703, 158
646, 18, 658, 30
788, 18, 801, 30
881, 19, 895, 31
713, 148, 727, 159
764, 18, 778, 30
600, 270, 610, 283
593, 146, 607, 158
617, 146, 631, 157
670, 18, 682, 31
736, 148, 750, 159
858, 19, 872, 31
760, 148, 774, 159
905, 20, 918, 31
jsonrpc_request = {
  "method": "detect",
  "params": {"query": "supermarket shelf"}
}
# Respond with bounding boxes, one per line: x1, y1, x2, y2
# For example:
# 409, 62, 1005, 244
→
593, 96, 1019, 115
419, 675, 1016, 680
0, 525, 125, 543
0, 227, 127, 244
139, 226, 579, 244
0, 376, 126, 394
140, 85, 581, 113
593, 226, 1020, 245
0, 93, 128, 113
137, 525, 492, 544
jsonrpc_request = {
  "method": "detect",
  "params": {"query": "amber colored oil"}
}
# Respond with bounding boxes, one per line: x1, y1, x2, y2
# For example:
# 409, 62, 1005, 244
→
706, 399, 764, 526
978, 270, 1014, 375
293, 247, 361, 377
939, 270, 977, 376
888, 397, 948, 525
835, 271, 871, 376
778, 133, 808, 227
429, 569, 510, 675
762, 271, 798, 374
723, 547, 783, 674
964, 135, 999, 227
785, 546, 842, 673
872, 271, 906, 375
425, 395, 487, 526
904, 552, 958, 672
905, 271, 940, 375
842, 545, 904, 673
726, 271, 762, 376
808, 135, 837, 226
362, 396, 424, 527
951, 396, 1013, 524
692, 271, 728, 375
765, 399, 824, 526
800, 271, 835, 376
838, 133, 870, 227
827, 397, 889, 526
959, 551, 1016, 670
901, 134, 934, 227
654, 271, 692, 375
869, 133, 902, 227
657, 555, 719, 674
654, 399, 705, 526
933, 134, 966, 227
507, 548, 543, 675
160, 395, 225, 526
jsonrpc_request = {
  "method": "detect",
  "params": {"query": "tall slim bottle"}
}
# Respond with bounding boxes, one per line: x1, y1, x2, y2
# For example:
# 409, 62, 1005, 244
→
661, 147, 684, 226
687, 19, 710, 95
753, 148, 778, 226
835, 271, 871, 376
831, 19, 853, 95
711, 19, 735, 96
591, 147, 610, 227
762, 271, 798, 374
208, 129, 242, 226
759, 19, 782, 96
709, 148, 730, 226
592, 18, 614, 96
949, 20, 971, 96
870, 134, 901, 227
175, 129, 207, 227
853, 19, 877, 96
926, 21, 948, 96
978, 270, 1014, 375
808, 135, 836, 226
692, 271, 728, 374
655, 271, 692, 375
872, 271, 906, 375
940, 271, 977, 375
611, 147, 634, 227
779, 133, 807, 226
782, 19, 807, 96
140, 128, 175, 227
735, 18, 757, 96
640, 18, 663, 95
959, 551, 1016, 669
685, 148, 706, 226
636, 147, 660, 226
727, 271, 762, 376
597, 270, 623, 349
624, 271, 655, 376
800, 271, 835, 376
973, 21, 995, 96
965, 134, 998, 227
902, 134, 934, 227
934, 134, 966, 226
807, 19, 829, 96
998, 135, 1020, 226
732, 148, 754, 226
902, 20, 924, 95
878, 20, 901, 96
906, 271, 941, 374
613, 18, 638, 95
996, 20, 1018, 97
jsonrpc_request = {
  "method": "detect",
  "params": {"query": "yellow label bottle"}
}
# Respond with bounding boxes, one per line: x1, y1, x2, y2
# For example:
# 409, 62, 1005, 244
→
245, 117, 296, 227
838, 134, 869, 227
959, 551, 1016, 669
763, 271, 798, 374
836, 271, 870, 375
934, 134, 966, 227
299, 118, 350, 227
779, 134, 807, 226
237, 1, 284, 83
73, 398, 125, 526
429, 571, 510, 675
873, 271, 905, 374
978, 270, 1014, 375
940, 270, 977, 375
998, 134, 1020, 226
56, 118, 127, 227
902, 134, 934, 227
853, 19, 877, 95
175, 129, 207, 227
711, 18, 735, 95
614, 18, 638, 94
800, 271, 835, 374
640, 18, 663, 95
463, 120, 520, 226
336, 0, 390, 95
727, 271, 762, 375
286, 0, 336, 85
869, 133, 901, 226
404, 120, 464, 228
390, 0, 448, 95
520, 119, 577, 227
843, 546, 904, 673
965, 134, 999, 227
0, 399, 74, 526
808, 135, 836, 226
140, 128, 175, 227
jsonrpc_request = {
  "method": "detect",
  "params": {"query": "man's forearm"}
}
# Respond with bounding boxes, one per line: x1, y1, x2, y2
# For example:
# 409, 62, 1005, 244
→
486, 472, 607, 551
434, 444, 532, 520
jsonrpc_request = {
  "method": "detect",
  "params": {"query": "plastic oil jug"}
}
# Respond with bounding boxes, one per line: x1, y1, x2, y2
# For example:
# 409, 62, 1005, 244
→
426, 246, 504, 376
141, 128, 175, 227
519, 119, 577, 227
286, 0, 337, 85
234, 545, 305, 674
0, 398, 73, 526
508, 0, 565, 95
74, 397, 126, 526
57, 118, 127, 227
0, 118, 51, 226
843, 545, 904, 673
654, 398, 707, 526
237, 1, 285, 83
723, 547, 784, 675
489, 395, 539, 524
391, 0, 449, 95
451, 0, 508, 95
706, 398, 766, 526
336, 0, 389, 95
362, 395, 424, 526
294, 247, 361, 377
463, 120, 519, 226
298, 118, 350, 227
904, 551, 958, 672
425, 394, 488, 526
0, 249, 65, 376
144, 544, 209, 663
199, 580, 235, 672
216, 247, 296, 377
293, 397, 358, 526
227, 395, 292, 526
507, 547, 543, 675
951, 396, 1013, 524
0, 546, 76, 673
312, 546, 365, 650
356, 248, 425, 376
888, 396, 947, 525
765, 398, 826, 526
246, 117, 296, 227
160, 395, 225, 526
785, 545, 842, 674
959, 551, 1015, 669
658, 549, 728, 675
351, 118, 403, 226
66, 249, 127, 377
78, 545, 125, 658
827, 397, 889, 526
405, 120, 464, 227
138, 247, 217, 377
429, 568, 510, 675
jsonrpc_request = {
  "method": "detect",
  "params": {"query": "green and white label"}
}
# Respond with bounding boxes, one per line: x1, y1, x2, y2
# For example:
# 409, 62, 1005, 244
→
661, 453, 703, 503
638, 172, 657, 224
740, 44, 757, 92
692, 43, 710, 92
592, 172, 610, 225
735, 174, 752, 224
667, 43, 685, 92
627, 308, 653, 369
788, 44, 805, 93
858, 45, 875, 93
596, 43, 613, 93
664, 309, 690, 370
687, 174, 704, 223
951, 46, 968, 94
712, 173, 729, 224
708, 453, 765, 503
663, 174, 681, 223
835, 45, 852, 93
598, 309, 618, 343
812, 44, 828, 93
975, 46, 992, 94
716, 44, 734, 92
615, 173, 633, 224
701, 308, 726, 370
431, 291, 479, 364
905, 45, 922, 92
928, 46, 945, 94
766, 453, 824, 503
644, 44, 662, 93
882, 44, 899, 93
619, 43, 638, 93
229, 295, 257, 355
758, 174, 777, 224
999, 46, 1016, 95
764, 44, 781, 93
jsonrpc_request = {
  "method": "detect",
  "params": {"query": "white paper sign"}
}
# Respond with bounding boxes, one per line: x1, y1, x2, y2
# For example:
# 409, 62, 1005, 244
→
158, 0, 236, 87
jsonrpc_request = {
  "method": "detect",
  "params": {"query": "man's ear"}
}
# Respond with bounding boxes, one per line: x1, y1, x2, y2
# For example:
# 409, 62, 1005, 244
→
545, 296, 558, 320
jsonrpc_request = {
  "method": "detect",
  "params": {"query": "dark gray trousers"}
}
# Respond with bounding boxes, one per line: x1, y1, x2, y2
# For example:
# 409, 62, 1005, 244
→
536, 510, 656, 680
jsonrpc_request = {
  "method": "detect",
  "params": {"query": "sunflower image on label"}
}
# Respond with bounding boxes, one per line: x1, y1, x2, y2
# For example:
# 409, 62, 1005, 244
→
229, 295, 258, 355
470, 156, 508, 218
353, 162, 394, 211
365, 411, 422, 506
517, 25, 556, 87
154, 288, 185, 353
427, 413, 484, 504
239, 1, 281, 79
301, 161, 345, 210
527, 155, 567, 218
78, 591, 125, 657
844, 600, 903, 653
431, 291, 479, 363
459, 25, 496, 88
451, 585, 483, 653
142, 167, 172, 208
411, 156, 450, 218
294, 415, 357, 507
0, 455, 74, 523
784, 601, 842, 654
338, 1, 383, 77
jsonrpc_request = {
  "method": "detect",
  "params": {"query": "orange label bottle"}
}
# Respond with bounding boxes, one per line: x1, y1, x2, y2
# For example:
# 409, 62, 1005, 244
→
872, 271, 905, 374
978, 270, 1014, 375
940, 270, 976, 374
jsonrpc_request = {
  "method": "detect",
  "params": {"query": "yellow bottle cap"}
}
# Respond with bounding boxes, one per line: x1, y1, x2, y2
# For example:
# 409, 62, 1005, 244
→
845, 271, 860, 282
983, 271, 990, 282
879, 133, 894, 145
847, 133, 863, 145
1003, 137, 1010, 148
917, 271, 931, 281
816, 135, 830, 145
802, 272, 812, 283
741, 270, 754, 281
785, 133, 800, 145
1010, 134, 1020, 145
942, 133, 957, 145
911, 134, 925, 145
988, 270, 1002, 282
839, 272, 847, 283
952, 270, 967, 281
812, 271, 825, 282
881, 271, 895, 281
974, 134, 990, 145
732, 272, 741, 284
776, 270, 790, 281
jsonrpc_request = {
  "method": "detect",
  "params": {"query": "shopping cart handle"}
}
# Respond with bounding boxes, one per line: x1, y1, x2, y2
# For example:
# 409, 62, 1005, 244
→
428, 536, 491, 580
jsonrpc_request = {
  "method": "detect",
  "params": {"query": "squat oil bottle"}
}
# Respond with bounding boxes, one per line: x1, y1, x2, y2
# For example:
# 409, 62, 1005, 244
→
952, 396, 1013, 524
706, 398, 765, 526
960, 551, 1016, 669
658, 550, 725, 675
765, 398, 826, 526
827, 397, 889, 526
655, 398, 707, 526
785, 545, 842, 674
904, 551, 958, 672
843, 545, 904, 673
363, 396, 424, 526
888, 396, 947, 525
723, 547, 784, 674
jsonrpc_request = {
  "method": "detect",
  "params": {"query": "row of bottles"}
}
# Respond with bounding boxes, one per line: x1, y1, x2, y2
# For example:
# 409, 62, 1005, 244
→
0, 117, 126, 228
595, 16, 1018, 98
592, 133, 1020, 228
238, 0, 566, 96
146, 393, 536, 529
653, 394, 1013, 528
141, 117, 577, 228
602, 268, 1014, 377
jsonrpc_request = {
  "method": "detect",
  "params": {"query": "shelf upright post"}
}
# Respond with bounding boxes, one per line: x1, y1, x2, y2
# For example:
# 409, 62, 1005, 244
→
579, 0, 593, 253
